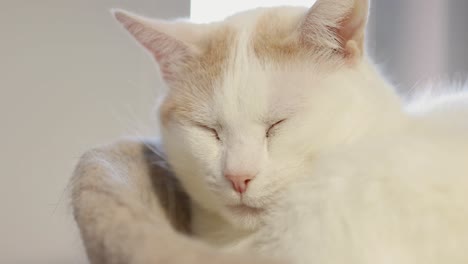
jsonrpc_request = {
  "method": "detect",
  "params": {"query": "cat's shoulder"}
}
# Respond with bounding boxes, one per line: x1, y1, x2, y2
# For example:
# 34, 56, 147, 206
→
405, 82, 468, 115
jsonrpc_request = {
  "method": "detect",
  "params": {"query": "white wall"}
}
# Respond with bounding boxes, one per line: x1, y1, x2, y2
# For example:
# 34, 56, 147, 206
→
0, 1, 188, 263
369, 0, 468, 89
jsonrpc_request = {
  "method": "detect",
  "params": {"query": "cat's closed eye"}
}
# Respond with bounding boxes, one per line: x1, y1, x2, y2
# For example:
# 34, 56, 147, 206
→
266, 119, 286, 138
198, 124, 220, 141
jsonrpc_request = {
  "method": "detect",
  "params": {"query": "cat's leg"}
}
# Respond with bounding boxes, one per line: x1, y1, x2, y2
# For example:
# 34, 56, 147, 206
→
71, 138, 282, 264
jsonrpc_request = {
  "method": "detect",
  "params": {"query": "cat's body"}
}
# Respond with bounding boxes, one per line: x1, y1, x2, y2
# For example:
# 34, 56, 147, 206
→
113, 0, 468, 263
230, 94, 468, 264
189, 71, 468, 264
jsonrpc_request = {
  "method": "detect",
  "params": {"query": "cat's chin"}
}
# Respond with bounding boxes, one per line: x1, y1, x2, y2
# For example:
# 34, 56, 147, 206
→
227, 204, 265, 215
220, 204, 267, 230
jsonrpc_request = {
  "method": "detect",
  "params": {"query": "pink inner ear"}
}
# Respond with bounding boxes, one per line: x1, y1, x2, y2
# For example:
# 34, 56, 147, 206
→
113, 10, 191, 81
299, 0, 369, 54
337, 0, 368, 44
145, 33, 190, 81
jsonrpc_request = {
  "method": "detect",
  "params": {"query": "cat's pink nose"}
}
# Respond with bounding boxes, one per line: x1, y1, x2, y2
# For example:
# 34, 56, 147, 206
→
225, 173, 254, 194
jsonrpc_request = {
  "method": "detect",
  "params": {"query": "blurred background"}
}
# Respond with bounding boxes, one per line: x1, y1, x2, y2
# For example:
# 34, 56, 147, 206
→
1, 0, 467, 263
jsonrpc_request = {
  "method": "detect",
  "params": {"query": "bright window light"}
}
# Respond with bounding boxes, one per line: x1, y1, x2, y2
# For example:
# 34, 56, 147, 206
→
191, 0, 316, 23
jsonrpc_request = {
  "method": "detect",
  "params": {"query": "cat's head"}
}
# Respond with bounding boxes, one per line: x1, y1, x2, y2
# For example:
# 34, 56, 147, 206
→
114, 0, 393, 230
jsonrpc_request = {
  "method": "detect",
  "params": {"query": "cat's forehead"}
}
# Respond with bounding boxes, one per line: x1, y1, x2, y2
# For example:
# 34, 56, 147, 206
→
162, 7, 327, 124
226, 7, 312, 62
187, 7, 312, 71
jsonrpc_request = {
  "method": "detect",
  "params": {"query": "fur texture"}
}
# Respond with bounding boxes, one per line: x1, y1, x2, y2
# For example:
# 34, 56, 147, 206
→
71, 139, 280, 264
72, 0, 468, 263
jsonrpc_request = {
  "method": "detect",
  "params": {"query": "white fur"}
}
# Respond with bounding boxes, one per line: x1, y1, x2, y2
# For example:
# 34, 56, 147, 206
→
117, 0, 468, 262
233, 89, 468, 263
163, 12, 468, 264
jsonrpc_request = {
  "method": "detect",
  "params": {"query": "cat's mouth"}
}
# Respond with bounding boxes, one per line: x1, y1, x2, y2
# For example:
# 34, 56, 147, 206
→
227, 204, 265, 215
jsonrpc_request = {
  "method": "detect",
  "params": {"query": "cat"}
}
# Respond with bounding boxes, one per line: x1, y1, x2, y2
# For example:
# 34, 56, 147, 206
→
71, 139, 279, 264
113, 0, 468, 263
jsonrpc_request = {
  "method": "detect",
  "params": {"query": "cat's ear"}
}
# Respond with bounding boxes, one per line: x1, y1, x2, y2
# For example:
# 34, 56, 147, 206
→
112, 9, 200, 81
300, 0, 369, 61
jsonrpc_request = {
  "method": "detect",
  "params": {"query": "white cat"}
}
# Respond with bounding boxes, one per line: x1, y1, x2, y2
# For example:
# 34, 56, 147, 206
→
114, 0, 468, 263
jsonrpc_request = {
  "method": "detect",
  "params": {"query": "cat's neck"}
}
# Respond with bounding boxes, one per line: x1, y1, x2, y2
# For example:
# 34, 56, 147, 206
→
191, 202, 254, 247
351, 80, 407, 140
316, 60, 408, 150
